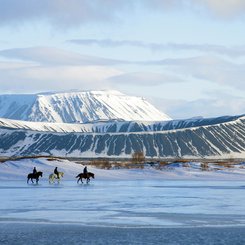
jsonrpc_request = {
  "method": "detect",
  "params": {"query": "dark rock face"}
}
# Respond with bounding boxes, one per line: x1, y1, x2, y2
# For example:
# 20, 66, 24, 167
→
0, 115, 244, 158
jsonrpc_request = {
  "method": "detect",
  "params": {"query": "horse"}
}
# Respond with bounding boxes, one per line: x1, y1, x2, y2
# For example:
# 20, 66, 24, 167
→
27, 171, 43, 184
76, 172, 95, 184
49, 172, 64, 184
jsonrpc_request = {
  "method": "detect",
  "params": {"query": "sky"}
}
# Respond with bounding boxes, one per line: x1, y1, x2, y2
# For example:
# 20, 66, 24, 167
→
0, 0, 245, 119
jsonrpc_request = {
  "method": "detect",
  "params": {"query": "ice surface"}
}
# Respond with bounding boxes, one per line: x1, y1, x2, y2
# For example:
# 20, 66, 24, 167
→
1, 180, 245, 228
1, 159, 245, 244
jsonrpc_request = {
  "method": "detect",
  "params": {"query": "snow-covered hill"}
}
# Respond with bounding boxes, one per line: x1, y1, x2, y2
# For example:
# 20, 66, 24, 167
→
0, 115, 242, 133
0, 90, 171, 123
0, 114, 244, 158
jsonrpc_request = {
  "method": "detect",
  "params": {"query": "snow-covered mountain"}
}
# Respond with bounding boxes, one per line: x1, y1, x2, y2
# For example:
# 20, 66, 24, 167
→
0, 90, 244, 159
0, 90, 171, 123
0, 115, 244, 158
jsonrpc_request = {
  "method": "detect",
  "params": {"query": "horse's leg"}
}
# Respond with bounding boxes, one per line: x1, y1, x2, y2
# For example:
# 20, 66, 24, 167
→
27, 177, 29, 184
31, 178, 34, 184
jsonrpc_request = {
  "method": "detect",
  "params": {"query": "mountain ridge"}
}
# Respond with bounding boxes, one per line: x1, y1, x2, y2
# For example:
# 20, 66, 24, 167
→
0, 114, 243, 133
0, 90, 244, 159
0, 90, 171, 123
0, 114, 244, 158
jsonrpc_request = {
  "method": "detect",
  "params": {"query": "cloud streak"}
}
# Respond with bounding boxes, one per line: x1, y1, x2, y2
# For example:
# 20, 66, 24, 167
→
69, 39, 245, 57
152, 93, 245, 119
0, 47, 125, 92
0, 47, 126, 66
1, 46, 245, 95
0, 64, 122, 93
152, 55, 245, 90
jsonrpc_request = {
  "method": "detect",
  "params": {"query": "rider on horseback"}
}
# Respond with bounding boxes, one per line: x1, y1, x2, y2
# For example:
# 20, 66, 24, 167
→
54, 167, 59, 179
83, 166, 88, 178
33, 167, 37, 176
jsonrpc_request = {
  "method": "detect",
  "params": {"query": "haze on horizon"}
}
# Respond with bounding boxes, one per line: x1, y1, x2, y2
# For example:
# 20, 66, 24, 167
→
0, 0, 245, 119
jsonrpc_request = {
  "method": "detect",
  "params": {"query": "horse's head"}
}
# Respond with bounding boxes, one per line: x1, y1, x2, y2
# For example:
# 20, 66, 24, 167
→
38, 171, 43, 177
89, 172, 95, 179
60, 172, 64, 177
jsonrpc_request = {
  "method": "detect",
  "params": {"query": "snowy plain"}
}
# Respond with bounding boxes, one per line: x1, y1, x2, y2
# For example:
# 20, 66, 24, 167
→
1, 158, 245, 244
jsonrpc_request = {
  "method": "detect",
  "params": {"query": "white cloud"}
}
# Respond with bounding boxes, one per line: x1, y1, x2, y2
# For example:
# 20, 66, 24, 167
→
146, 0, 245, 18
1, 47, 245, 93
0, 64, 122, 93
199, 0, 245, 17
142, 55, 245, 90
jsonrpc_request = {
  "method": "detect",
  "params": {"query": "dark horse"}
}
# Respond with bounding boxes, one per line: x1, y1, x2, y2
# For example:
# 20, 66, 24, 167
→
27, 171, 43, 184
76, 172, 95, 184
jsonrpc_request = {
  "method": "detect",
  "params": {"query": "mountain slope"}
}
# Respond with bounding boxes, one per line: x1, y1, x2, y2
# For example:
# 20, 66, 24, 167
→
0, 90, 171, 123
0, 115, 242, 133
0, 115, 244, 158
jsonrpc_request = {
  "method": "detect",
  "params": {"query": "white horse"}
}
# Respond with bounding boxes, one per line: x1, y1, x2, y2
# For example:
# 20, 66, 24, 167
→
49, 172, 64, 184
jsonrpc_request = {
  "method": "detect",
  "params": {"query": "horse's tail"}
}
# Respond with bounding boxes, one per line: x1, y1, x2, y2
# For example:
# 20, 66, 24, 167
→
76, 174, 80, 178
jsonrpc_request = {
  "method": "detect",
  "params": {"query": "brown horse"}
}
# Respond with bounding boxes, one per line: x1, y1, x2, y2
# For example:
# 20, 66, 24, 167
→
76, 172, 95, 184
27, 171, 43, 184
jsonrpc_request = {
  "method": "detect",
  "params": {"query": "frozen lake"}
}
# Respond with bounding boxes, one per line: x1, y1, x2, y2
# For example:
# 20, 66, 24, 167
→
1, 180, 245, 227
1, 180, 245, 244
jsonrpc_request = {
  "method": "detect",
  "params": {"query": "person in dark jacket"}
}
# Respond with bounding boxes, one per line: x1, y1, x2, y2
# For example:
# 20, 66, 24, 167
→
54, 167, 59, 179
83, 166, 88, 177
33, 167, 37, 176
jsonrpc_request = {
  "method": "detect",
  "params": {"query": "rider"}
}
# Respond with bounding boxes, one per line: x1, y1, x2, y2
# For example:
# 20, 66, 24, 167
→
54, 167, 59, 179
83, 166, 88, 178
33, 167, 37, 176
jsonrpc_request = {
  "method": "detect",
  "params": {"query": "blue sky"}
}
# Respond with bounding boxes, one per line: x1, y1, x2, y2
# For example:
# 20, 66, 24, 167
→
0, 0, 245, 119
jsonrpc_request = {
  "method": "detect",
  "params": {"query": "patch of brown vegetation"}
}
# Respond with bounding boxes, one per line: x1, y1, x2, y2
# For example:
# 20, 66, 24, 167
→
215, 162, 235, 168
